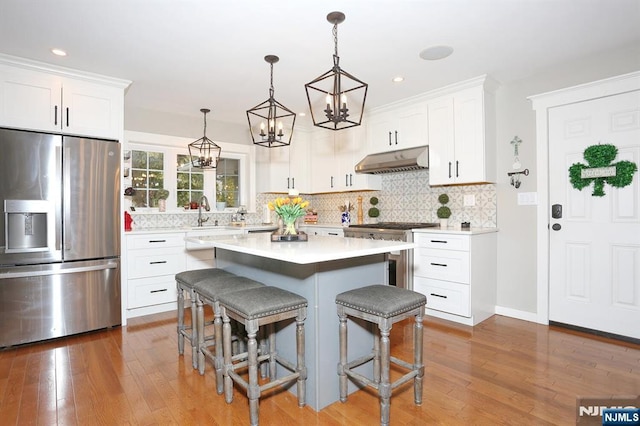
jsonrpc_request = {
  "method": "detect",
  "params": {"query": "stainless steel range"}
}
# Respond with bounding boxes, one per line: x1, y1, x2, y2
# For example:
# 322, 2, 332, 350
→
344, 222, 439, 290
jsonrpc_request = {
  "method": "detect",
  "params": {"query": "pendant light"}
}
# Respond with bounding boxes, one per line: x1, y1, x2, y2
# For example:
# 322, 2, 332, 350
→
305, 11, 368, 131
188, 108, 221, 169
247, 55, 296, 147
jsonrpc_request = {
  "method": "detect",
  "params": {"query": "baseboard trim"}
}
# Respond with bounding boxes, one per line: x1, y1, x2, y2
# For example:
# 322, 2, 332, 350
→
494, 306, 538, 323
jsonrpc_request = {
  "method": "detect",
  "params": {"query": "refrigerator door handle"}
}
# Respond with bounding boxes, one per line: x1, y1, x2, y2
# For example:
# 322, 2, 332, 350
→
63, 146, 71, 252
0, 261, 118, 280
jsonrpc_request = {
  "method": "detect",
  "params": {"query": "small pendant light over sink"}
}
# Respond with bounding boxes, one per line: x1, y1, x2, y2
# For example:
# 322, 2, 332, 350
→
188, 108, 221, 169
305, 11, 368, 131
247, 55, 296, 147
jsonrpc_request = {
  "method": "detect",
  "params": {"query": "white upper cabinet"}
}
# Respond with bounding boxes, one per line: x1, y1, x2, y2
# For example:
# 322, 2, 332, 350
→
427, 76, 497, 186
366, 102, 428, 154
255, 129, 310, 193
0, 54, 130, 140
310, 127, 381, 193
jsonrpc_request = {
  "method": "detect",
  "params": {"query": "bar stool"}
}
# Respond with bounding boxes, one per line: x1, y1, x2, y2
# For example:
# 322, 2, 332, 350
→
194, 275, 266, 393
335, 285, 426, 426
176, 268, 237, 369
219, 286, 308, 426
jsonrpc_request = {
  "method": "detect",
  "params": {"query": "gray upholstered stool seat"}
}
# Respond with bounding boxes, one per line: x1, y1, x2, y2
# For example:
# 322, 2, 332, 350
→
335, 285, 426, 426
194, 275, 265, 393
176, 268, 237, 369
219, 286, 308, 426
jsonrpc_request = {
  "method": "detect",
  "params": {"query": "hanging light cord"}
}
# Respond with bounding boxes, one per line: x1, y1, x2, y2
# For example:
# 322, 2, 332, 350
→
269, 61, 275, 98
202, 110, 208, 137
333, 21, 339, 60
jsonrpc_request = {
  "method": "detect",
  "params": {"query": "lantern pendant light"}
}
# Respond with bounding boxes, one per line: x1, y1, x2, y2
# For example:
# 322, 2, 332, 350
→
305, 11, 368, 131
188, 108, 221, 169
247, 55, 296, 147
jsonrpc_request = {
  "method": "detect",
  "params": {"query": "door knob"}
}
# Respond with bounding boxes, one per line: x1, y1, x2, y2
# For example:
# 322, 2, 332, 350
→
551, 223, 561, 231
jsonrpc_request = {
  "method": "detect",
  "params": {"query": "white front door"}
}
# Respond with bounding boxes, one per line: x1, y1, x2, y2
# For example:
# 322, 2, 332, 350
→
548, 90, 640, 339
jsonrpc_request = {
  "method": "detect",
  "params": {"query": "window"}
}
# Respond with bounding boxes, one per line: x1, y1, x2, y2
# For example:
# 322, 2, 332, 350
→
131, 150, 164, 207
216, 158, 240, 208
126, 132, 254, 213
176, 154, 204, 208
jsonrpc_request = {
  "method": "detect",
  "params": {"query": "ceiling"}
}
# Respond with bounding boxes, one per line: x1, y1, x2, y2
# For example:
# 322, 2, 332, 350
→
1, 0, 639, 128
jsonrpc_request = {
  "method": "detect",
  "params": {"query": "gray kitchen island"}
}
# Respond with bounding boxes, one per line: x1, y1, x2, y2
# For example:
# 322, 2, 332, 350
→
185, 233, 415, 411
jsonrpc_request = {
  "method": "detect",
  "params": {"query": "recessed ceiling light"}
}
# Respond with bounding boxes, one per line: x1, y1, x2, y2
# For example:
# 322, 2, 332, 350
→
298, 112, 306, 117
419, 45, 453, 61
51, 48, 67, 57
392, 76, 404, 83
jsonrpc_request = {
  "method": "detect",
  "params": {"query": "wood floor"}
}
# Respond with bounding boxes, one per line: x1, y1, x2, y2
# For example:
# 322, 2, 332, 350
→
1, 310, 638, 425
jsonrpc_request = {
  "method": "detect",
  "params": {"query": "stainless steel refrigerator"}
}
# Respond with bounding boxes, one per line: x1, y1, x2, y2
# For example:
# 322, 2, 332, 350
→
0, 127, 121, 347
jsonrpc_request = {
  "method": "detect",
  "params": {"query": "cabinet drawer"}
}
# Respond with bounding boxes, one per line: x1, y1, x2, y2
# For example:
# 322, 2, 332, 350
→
128, 276, 177, 308
127, 233, 185, 250
414, 277, 470, 317
414, 248, 469, 283
414, 233, 469, 251
127, 249, 185, 279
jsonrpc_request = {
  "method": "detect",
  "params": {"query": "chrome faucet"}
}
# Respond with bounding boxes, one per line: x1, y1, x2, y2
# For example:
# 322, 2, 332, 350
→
197, 195, 210, 227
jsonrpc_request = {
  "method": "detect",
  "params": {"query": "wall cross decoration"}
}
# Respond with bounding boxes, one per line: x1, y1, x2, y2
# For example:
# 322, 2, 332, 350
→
568, 143, 637, 197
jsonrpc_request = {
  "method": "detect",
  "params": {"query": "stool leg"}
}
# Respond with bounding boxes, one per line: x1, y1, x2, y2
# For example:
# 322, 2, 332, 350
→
268, 323, 277, 381
196, 295, 206, 375
177, 284, 185, 355
414, 312, 424, 405
222, 309, 234, 404
246, 323, 260, 426
379, 326, 391, 426
338, 312, 348, 402
373, 327, 381, 383
214, 301, 225, 394
259, 328, 268, 379
189, 288, 198, 369
296, 314, 306, 408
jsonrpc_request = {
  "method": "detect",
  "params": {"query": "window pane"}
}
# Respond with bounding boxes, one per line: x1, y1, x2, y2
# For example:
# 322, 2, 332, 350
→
177, 172, 189, 190
131, 150, 147, 168
175, 154, 205, 208
216, 158, 240, 208
148, 152, 164, 170
130, 149, 165, 207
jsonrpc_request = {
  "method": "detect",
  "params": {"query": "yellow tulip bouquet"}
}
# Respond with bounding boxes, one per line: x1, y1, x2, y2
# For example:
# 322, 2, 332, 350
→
268, 196, 310, 235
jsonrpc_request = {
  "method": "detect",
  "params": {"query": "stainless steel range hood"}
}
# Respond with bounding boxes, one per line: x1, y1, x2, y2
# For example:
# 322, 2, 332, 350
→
355, 145, 428, 174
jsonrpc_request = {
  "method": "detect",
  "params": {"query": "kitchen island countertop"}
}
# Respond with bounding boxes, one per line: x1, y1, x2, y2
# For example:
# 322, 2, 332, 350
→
185, 233, 415, 264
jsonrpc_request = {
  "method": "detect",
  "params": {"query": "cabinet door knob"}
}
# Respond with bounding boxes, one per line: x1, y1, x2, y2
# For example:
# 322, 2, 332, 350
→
395, 130, 398, 145
388, 131, 392, 146
456, 160, 459, 178
448, 162, 452, 178
66, 107, 69, 127
292, 177, 295, 188
54, 105, 58, 126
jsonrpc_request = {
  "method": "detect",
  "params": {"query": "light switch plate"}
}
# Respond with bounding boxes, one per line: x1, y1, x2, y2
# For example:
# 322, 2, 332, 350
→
518, 192, 538, 205
463, 195, 476, 206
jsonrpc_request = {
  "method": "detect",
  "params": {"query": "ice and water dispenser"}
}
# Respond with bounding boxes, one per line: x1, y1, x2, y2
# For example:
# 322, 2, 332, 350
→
3, 200, 54, 253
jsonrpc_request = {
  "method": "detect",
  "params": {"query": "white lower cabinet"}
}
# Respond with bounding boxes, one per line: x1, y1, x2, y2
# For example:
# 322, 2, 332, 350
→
125, 233, 185, 315
299, 226, 344, 237
124, 228, 247, 318
413, 231, 496, 326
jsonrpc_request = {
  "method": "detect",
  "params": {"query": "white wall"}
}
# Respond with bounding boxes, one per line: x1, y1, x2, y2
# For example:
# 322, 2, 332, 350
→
124, 106, 252, 146
494, 41, 640, 315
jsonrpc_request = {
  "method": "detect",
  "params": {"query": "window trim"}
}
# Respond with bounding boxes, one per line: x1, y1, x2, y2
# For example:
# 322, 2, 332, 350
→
124, 131, 256, 213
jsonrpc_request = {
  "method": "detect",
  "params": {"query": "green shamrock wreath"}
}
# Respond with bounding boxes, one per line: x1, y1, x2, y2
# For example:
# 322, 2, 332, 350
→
568, 144, 637, 197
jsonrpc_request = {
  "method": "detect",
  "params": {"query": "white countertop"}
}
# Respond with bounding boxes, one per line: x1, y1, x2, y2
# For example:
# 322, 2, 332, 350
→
126, 224, 278, 235
185, 233, 416, 265
412, 227, 498, 235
